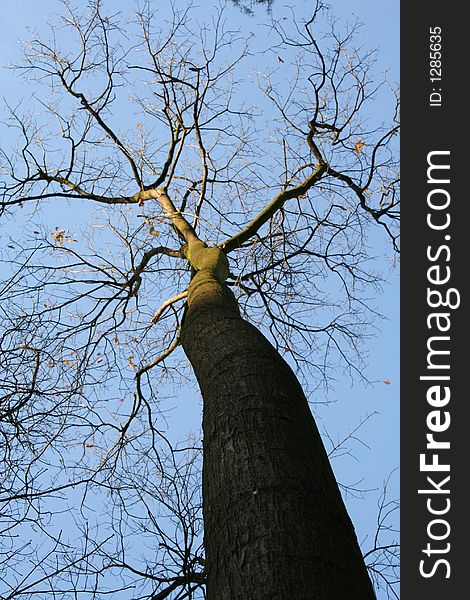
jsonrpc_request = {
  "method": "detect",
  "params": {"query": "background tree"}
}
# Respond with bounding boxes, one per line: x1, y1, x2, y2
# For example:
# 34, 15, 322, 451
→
230, 0, 274, 16
0, 1, 399, 598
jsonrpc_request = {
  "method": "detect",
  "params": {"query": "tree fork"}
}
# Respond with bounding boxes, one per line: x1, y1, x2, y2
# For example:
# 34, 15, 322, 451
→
181, 248, 376, 600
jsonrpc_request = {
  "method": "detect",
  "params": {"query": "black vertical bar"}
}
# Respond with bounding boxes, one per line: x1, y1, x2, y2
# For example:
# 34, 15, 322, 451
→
401, 6, 468, 598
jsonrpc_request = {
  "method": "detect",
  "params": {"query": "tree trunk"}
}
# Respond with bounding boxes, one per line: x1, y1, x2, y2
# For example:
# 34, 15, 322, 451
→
182, 269, 376, 600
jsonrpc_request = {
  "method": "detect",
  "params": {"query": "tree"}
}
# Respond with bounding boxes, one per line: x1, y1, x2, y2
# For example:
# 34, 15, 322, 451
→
0, 1, 399, 598
229, 0, 274, 16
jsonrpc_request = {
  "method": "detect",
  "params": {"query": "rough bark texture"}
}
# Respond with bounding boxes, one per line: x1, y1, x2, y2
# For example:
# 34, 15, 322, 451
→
182, 267, 376, 600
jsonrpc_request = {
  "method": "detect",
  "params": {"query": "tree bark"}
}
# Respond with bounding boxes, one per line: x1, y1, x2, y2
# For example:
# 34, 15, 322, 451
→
182, 269, 376, 600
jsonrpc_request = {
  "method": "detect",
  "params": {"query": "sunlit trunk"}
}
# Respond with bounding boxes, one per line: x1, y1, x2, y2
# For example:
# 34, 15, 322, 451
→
182, 270, 376, 600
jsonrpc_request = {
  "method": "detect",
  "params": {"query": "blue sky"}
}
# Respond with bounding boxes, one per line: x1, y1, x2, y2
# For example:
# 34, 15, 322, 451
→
1, 1, 399, 597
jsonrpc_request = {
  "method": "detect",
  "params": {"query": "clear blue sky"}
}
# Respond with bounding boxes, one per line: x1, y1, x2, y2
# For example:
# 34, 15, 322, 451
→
1, 1, 399, 597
